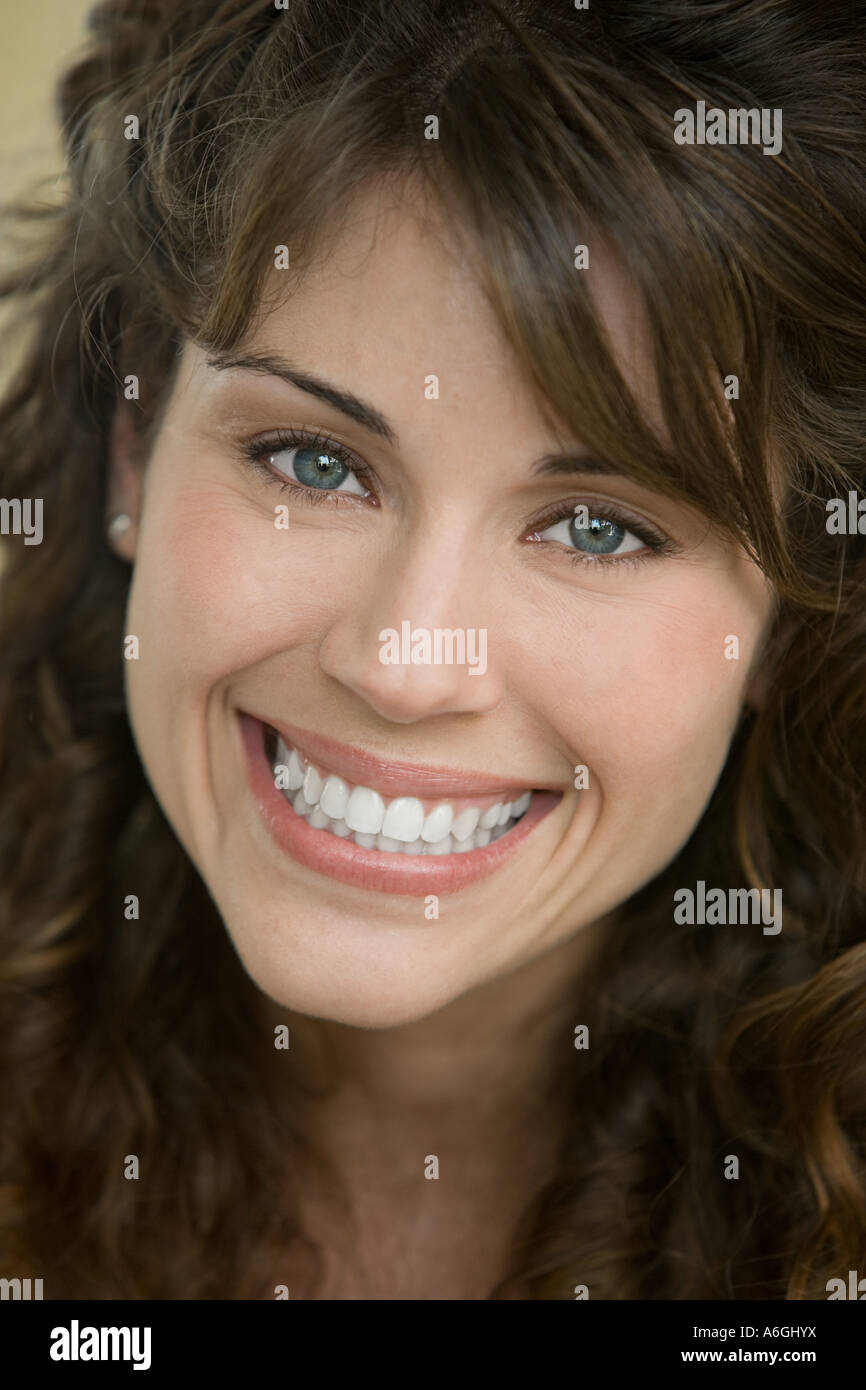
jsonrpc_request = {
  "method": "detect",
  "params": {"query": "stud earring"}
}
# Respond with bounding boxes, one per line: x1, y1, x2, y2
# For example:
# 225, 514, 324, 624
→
107, 513, 132, 539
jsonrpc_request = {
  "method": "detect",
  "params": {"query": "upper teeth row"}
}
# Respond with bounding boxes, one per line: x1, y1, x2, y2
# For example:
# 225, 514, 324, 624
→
272, 736, 532, 853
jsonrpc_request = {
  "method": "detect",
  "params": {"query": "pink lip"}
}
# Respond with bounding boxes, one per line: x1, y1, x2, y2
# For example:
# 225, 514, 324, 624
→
237, 712, 560, 897
246, 713, 565, 800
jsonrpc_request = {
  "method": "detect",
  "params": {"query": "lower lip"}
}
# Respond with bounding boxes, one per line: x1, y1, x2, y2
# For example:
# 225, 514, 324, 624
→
237, 712, 559, 896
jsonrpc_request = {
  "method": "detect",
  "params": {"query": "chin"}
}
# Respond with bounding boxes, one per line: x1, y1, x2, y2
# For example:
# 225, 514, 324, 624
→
220, 921, 463, 1029
255, 967, 460, 1029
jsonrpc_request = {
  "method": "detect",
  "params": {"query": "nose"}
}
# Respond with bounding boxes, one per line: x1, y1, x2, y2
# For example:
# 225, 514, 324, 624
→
316, 523, 505, 724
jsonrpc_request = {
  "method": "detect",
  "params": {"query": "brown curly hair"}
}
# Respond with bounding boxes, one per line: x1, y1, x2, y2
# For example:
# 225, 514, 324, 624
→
1, 0, 865, 1298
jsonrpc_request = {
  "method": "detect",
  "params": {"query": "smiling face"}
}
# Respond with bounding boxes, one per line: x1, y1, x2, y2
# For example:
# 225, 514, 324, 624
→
115, 176, 776, 1028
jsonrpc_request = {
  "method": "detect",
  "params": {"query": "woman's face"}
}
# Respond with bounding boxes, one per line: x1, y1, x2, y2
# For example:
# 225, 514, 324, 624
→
118, 179, 776, 1028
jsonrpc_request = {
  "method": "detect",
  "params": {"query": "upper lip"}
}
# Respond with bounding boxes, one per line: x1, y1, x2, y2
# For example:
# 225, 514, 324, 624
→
248, 713, 566, 800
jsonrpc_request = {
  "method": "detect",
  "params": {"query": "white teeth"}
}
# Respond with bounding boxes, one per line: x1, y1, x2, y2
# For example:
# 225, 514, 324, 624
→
286, 748, 306, 791
451, 807, 480, 841
303, 764, 323, 805
479, 803, 503, 830
421, 803, 454, 843
319, 775, 349, 820
381, 796, 425, 843
376, 834, 402, 852
345, 785, 385, 835
270, 733, 535, 854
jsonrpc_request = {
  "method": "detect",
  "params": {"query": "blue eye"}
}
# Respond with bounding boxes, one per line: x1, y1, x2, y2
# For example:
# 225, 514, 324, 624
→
270, 443, 367, 495
241, 428, 371, 498
239, 432, 675, 569
537, 509, 647, 558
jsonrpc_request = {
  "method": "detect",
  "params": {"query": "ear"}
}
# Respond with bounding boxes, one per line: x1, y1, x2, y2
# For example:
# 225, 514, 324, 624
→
106, 406, 143, 562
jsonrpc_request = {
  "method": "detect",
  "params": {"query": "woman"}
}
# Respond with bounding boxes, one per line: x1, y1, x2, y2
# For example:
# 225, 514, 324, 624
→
1, 0, 864, 1299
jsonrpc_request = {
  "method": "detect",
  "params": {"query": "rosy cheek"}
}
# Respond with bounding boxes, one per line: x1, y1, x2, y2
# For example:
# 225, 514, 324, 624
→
544, 592, 753, 780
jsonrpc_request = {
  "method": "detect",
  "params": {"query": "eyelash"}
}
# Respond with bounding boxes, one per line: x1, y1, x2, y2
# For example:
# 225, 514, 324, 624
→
241, 428, 375, 504
239, 428, 677, 569
525, 498, 676, 571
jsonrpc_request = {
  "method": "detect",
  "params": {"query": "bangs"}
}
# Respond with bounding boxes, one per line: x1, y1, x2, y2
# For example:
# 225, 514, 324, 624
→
153, 6, 820, 589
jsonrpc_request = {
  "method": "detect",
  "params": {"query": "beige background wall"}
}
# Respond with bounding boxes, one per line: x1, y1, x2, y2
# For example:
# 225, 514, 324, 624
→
0, 2, 93, 575
0, 1, 94, 198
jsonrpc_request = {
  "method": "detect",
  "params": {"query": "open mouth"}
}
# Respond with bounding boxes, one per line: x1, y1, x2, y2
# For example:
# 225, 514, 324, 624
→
264, 726, 534, 855
237, 712, 561, 895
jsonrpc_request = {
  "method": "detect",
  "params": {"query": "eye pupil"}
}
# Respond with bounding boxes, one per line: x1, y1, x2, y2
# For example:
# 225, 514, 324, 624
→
293, 447, 349, 489
569, 513, 625, 554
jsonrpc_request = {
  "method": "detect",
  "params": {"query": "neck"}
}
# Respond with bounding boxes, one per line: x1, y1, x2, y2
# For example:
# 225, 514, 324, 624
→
260, 915, 608, 1124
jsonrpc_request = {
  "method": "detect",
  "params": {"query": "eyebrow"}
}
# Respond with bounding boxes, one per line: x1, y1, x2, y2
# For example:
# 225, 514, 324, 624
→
205, 350, 621, 477
206, 351, 397, 445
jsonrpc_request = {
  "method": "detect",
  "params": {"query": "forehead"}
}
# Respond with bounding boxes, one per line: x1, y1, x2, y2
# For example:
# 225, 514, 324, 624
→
245, 177, 513, 376
231, 173, 660, 434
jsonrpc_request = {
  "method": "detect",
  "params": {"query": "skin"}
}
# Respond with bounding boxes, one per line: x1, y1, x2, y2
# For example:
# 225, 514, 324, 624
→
109, 175, 776, 1295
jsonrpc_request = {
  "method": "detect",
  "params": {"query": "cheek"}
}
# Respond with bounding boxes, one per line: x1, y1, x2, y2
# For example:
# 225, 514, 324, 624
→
121, 466, 345, 854
124, 472, 335, 705
532, 581, 756, 802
